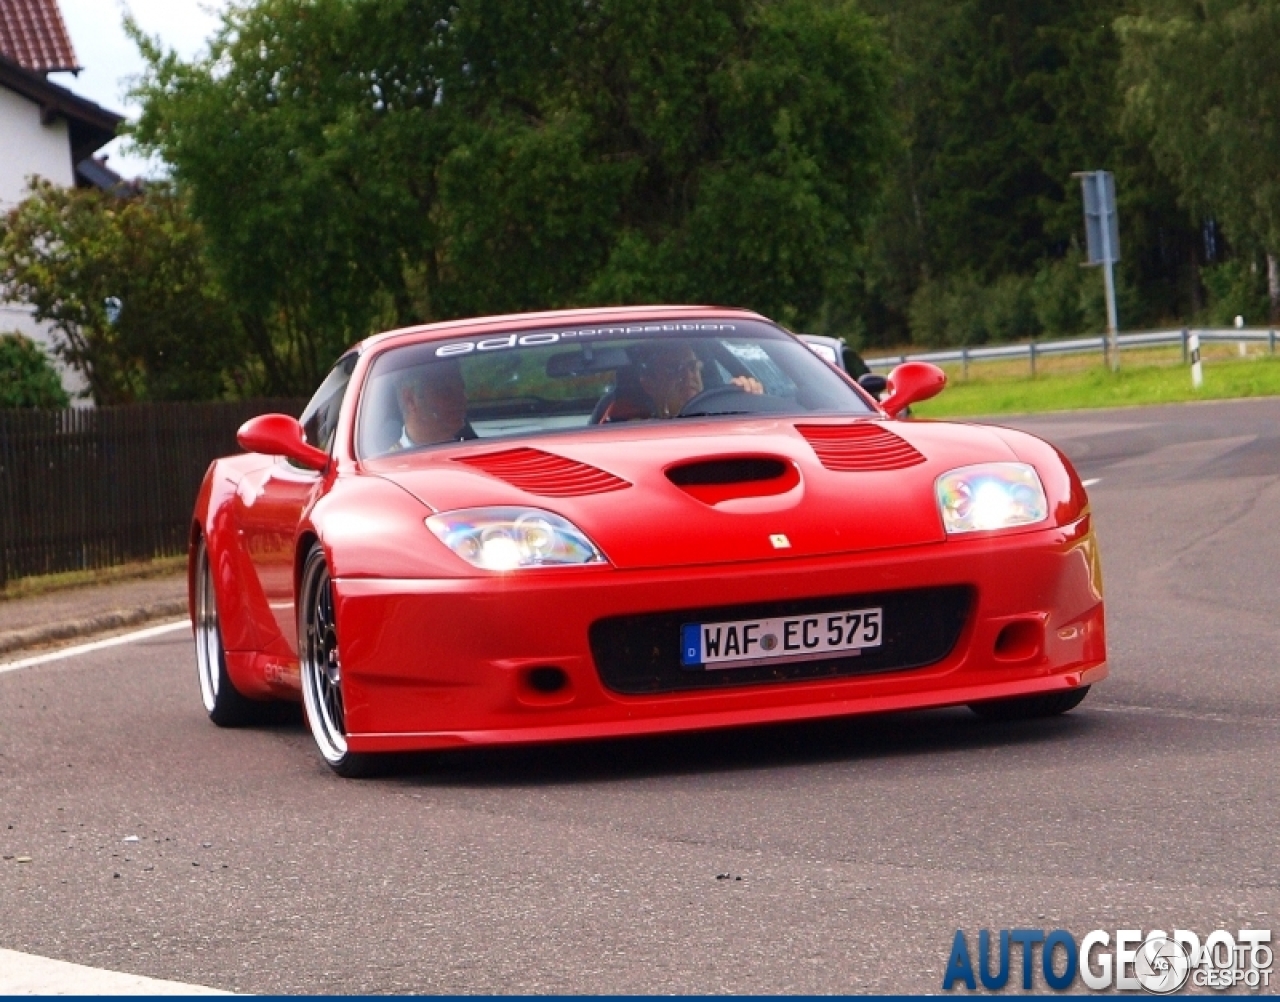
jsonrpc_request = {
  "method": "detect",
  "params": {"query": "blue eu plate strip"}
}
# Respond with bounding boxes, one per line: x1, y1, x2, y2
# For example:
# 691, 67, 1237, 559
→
680, 623, 702, 667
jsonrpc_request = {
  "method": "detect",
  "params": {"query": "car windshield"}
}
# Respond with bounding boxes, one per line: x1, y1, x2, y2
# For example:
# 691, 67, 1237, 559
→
356, 319, 874, 458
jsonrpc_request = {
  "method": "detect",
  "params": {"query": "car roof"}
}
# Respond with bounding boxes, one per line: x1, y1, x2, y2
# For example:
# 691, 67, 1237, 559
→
357, 305, 771, 353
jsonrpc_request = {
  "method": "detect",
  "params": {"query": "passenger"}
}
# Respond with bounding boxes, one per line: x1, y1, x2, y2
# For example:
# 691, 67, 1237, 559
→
602, 341, 764, 421
392, 359, 477, 448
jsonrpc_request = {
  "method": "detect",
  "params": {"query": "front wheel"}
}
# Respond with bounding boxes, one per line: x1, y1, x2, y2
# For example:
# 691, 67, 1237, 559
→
298, 544, 381, 778
969, 686, 1091, 721
194, 537, 264, 727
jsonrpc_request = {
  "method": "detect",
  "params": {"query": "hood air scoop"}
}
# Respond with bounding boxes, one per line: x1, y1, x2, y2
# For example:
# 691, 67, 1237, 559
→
455, 447, 631, 498
796, 423, 925, 472
666, 456, 799, 505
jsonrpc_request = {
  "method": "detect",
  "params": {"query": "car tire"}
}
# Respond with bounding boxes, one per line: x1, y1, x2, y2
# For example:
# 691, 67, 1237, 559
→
968, 685, 1090, 721
298, 544, 381, 778
194, 536, 267, 727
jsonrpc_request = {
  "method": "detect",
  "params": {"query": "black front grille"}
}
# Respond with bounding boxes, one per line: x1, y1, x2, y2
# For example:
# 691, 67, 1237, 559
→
590, 585, 973, 695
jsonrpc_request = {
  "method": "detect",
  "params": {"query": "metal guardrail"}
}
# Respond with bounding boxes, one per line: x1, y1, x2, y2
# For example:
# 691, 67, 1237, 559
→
864, 327, 1280, 374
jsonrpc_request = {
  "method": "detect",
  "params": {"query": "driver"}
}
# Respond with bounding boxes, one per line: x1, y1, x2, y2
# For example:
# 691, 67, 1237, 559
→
392, 359, 477, 448
605, 341, 763, 421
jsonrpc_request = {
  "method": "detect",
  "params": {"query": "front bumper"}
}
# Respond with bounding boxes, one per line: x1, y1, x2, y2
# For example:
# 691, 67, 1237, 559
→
333, 515, 1105, 752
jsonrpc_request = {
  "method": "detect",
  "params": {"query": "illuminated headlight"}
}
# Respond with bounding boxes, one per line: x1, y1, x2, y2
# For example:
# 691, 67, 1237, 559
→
936, 463, 1048, 534
426, 507, 607, 570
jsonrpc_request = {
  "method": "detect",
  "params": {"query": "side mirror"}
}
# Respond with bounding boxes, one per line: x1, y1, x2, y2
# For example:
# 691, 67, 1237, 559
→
237, 413, 329, 471
857, 373, 888, 398
880, 362, 946, 417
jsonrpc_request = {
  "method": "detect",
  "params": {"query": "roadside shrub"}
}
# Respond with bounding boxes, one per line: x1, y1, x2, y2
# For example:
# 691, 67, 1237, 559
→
1201, 259, 1269, 327
909, 274, 986, 346
1030, 255, 1088, 337
909, 273, 1039, 346
906, 277, 950, 346
1030, 252, 1141, 338
1079, 263, 1140, 336
910, 261, 1153, 349
0, 332, 69, 408
984, 273, 1039, 343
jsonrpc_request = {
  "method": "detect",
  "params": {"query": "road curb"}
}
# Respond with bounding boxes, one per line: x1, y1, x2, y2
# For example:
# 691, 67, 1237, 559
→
0, 599, 189, 657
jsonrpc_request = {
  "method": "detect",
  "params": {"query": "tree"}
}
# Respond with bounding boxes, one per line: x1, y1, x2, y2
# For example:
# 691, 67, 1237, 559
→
1118, 0, 1280, 321
128, 0, 894, 389
0, 333, 69, 409
0, 181, 244, 404
857, 0, 1200, 344
129, 0, 427, 394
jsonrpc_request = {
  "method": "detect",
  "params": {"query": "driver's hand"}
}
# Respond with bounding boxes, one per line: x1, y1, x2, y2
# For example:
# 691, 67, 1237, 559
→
730, 376, 764, 395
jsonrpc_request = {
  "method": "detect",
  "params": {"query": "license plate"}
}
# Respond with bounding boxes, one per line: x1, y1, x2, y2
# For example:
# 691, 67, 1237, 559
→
680, 607, 883, 669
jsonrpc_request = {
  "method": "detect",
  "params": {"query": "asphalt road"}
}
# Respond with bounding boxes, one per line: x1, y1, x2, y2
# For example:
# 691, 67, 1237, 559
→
1, 397, 1277, 994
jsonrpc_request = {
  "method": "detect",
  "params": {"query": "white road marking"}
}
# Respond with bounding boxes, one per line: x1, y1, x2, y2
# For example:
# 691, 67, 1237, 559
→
0, 948, 230, 995
0, 620, 189, 675
1082, 477, 1101, 487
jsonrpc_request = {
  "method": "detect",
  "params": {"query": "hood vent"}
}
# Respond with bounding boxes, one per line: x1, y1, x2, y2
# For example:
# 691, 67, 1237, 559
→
455, 447, 631, 497
666, 457, 788, 487
796, 423, 925, 472
665, 456, 799, 505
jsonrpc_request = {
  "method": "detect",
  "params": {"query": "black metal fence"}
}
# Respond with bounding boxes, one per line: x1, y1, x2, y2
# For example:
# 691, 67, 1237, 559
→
0, 399, 308, 588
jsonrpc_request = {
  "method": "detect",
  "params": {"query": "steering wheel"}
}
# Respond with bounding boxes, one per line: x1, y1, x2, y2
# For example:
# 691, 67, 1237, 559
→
677, 383, 748, 418
588, 390, 615, 424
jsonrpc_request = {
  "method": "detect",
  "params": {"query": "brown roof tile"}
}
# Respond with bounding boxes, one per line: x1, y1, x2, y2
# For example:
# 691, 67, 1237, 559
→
0, 0, 78, 74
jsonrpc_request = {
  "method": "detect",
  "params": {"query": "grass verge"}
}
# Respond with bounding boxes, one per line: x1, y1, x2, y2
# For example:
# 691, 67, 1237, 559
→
909, 347, 1280, 418
0, 554, 187, 602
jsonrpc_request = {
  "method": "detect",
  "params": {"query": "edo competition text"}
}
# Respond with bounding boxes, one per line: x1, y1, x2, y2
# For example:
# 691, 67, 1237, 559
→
433, 323, 741, 357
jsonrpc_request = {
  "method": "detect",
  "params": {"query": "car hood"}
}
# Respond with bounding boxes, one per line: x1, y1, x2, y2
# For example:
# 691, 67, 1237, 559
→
363, 418, 1019, 570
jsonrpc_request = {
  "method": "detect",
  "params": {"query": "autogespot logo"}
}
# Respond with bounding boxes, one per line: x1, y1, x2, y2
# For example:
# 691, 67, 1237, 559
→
1133, 935, 1191, 995
942, 927, 1273, 993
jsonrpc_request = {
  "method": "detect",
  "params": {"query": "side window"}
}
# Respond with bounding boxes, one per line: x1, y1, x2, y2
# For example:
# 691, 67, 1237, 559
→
297, 354, 358, 462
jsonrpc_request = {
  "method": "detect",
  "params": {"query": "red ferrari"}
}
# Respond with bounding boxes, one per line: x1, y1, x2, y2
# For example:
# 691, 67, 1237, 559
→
189, 306, 1106, 776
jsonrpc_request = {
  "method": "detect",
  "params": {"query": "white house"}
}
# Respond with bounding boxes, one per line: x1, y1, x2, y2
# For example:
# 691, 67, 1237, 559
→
1, 0, 124, 401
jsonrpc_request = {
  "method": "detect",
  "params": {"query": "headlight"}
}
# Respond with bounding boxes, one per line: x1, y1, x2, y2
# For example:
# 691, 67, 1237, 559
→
936, 463, 1048, 534
426, 507, 607, 570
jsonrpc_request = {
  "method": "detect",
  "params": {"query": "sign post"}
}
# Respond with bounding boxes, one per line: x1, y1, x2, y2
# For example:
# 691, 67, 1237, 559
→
1075, 170, 1121, 372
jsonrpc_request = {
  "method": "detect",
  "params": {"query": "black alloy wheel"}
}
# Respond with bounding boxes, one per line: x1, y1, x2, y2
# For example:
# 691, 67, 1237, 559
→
299, 544, 380, 777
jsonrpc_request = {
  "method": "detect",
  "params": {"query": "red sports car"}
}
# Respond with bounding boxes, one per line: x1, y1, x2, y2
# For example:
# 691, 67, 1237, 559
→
189, 306, 1106, 776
